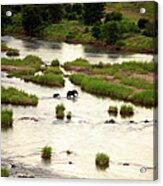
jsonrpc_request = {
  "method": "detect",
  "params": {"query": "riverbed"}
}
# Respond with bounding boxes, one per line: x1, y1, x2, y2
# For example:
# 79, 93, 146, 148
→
1, 36, 156, 180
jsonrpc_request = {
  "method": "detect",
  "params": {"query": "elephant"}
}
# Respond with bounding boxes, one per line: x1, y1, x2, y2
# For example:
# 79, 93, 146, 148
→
53, 93, 61, 99
67, 90, 78, 99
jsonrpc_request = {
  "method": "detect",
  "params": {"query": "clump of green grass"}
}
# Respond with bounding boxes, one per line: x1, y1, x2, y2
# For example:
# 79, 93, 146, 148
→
2, 55, 42, 70
80, 76, 133, 100
6, 48, 19, 56
64, 58, 90, 68
108, 106, 118, 116
1, 168, 9, 177
51, 59, 60, 67
1, 42, 8, 52
27, 74, 65, 87
41, 67, 62, 74
114, 72, 124, 79
55, 104, 65, 119
121, 77, 153, 89
66, 111, 72, 120
95, 153, 110, 170
69, 73, 86, 85
41, 146, 52, 160
120, 105, 134, 117
2, 87, 38, 106
91, 67, 117, 76
1, 109, 13, 128
130, 89, 156, 107
7, 69, 36, 78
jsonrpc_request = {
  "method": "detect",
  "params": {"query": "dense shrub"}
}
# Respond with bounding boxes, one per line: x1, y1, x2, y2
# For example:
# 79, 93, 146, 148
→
56, 104, 65, 119
137, 18, 149, 29
1, 109, 13, 128
41, 146, 52, 160
1, 168, 9, 177
108, 106, 118, 116
120, 105, 134, 117
95, 153, 109, 169
51, 59, 60, 67
105, 11, 122, 22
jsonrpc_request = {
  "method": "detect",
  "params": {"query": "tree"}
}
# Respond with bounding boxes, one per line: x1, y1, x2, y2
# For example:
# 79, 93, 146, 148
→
83, 3, 105, 25
102, 21, 121, 45
104, 11, 122, 23
91, 23, 102, 39
137, 18, 149, 29
22, 5, 42, 36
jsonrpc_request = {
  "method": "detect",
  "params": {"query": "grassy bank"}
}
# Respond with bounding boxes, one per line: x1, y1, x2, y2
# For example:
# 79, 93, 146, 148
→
66, 60, 155, 107
2, 87, 38, 106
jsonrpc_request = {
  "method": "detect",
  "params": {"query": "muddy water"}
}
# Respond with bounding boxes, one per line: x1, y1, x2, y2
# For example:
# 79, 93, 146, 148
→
1, 71, 155, 180
1, 36, 154, 64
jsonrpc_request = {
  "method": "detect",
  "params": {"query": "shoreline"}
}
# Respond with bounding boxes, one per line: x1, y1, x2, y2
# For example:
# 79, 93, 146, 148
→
2, 33, 155, 54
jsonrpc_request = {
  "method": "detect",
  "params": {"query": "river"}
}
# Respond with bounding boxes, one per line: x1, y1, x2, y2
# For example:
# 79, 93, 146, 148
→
1, 36, 156, 180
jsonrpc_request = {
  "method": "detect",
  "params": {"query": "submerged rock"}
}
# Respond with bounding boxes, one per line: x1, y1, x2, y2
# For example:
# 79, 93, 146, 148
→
123, 163, 130, 166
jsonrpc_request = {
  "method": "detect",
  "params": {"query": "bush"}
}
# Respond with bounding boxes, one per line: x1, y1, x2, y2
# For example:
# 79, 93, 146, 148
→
105, 11, 122, 22
6, 48, 19, 56
66, 111, 72, 120
137, 18, 149, 29
108, 106, 118, 116
1, 109, 13, 128
51, 59, 60, 67
120, 105, 134, 117
2, 87, 38, 106
1, 168, 9, 177
66, 32, 76, 39
56, 104, 65, 119
69, 73, 86, 85
95, 153, 109, 169
42, 67, 62, 74
41, 146, 52, 160
115, 40, 126, 50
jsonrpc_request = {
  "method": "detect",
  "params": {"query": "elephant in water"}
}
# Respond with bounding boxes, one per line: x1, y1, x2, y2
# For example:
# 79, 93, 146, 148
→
67, 90, 78, 99
53, 93, 61, 99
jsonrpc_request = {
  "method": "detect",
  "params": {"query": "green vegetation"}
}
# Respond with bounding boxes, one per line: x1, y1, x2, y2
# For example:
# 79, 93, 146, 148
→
1, 42, 8, 52
55, 104, 65, 119
80, 75, 133, 100
108, 106, 118, 116
7, 69, 36, 78
66, 111, 72, 120
26, 74, 64, 87
41, 146, 52, 160
69, 73, 86, 85
121, 77, 153, 89
2, 87, 38, 106
51, 59, 60, 67
120, 105, 134, 117
1, 168, 9, 177
41, 66, 62, 74
1, 109, 13, 128
65, 59, 155, 107
64, 58, 90, 69
6, 48, 19, 56
130, 90, 155, 107
2, 55, 42, 70
95, 153, 109, 169
2, 2, 157, 52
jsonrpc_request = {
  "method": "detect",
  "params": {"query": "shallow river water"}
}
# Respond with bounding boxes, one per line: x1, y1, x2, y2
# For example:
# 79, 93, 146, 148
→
1, 36, 156, 180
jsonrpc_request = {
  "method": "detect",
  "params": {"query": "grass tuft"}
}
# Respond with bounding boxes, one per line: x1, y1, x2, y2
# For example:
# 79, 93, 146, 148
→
95, 153, 110, 170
